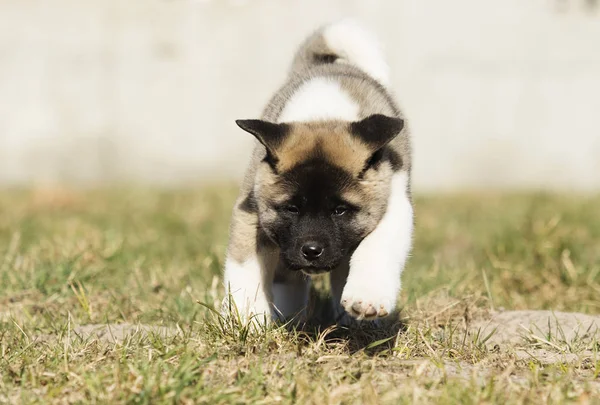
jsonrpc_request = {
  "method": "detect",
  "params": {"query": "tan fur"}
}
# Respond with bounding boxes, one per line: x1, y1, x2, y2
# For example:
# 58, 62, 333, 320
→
275, 122, 373, 175
227, 208, 259, 263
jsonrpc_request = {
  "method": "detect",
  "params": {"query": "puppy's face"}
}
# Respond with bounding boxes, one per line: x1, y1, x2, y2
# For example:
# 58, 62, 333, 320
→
237, 115, 403, 274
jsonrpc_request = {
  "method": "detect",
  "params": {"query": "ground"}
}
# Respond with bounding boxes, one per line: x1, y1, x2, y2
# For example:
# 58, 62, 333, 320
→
1, 187, 599, 404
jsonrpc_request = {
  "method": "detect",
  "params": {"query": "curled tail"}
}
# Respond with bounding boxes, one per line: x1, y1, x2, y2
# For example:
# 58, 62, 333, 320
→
290, 19, 390, 86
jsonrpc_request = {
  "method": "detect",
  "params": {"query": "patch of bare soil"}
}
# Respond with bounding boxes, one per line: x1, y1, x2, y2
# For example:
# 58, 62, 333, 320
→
406, 309, 600, 390
475, 310, 600, 345
473, 310, 600, 365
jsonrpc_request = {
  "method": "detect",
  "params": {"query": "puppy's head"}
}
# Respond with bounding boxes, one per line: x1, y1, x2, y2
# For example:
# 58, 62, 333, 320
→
236, 114, 404, 274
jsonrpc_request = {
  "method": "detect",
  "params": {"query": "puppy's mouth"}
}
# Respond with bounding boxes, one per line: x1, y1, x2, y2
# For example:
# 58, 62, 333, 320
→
283, 260, 338, 274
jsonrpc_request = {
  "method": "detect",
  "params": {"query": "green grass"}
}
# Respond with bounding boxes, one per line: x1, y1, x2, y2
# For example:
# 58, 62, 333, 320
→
1, 186, 599, 404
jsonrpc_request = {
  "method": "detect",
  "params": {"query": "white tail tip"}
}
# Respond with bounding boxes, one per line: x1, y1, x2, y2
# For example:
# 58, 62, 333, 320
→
322, 19, 390, 86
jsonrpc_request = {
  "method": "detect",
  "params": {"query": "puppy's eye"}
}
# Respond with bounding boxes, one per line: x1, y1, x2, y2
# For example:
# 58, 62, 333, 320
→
286, 205, 300, 215
332, 206, 348, 216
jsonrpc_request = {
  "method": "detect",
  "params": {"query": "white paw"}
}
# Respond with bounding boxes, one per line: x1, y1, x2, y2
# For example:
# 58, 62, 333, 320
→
340, 297, 392, 320
340, 280, 398, 321
222, 256, 273, 326
221, 295, 272, 326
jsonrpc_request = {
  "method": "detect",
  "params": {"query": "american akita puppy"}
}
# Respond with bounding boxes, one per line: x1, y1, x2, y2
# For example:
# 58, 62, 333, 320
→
223, 20, 413, 324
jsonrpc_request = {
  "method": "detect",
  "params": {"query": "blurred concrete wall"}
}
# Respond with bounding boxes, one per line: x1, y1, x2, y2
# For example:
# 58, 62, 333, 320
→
1, 0, 599, 190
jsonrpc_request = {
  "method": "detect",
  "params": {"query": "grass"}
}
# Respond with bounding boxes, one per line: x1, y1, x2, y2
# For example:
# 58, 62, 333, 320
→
1, 186, 600, 404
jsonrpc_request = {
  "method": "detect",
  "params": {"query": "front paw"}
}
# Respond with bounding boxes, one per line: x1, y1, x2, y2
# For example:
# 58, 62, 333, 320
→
340, 297, 391, 320
220, 295, 272, 326
340, 281, 398, 321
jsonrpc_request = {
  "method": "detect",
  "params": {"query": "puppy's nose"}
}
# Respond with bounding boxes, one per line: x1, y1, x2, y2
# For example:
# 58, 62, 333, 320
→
301, 242, 324, 260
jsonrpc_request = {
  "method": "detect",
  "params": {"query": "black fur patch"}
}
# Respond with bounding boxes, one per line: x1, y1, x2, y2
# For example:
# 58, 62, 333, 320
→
313, 53, 338, 64
281, 159, 354, 214
262, 152, 279, 173
239, 190, 258, 213
358, 147, 403, 178
387, 149, 403, 171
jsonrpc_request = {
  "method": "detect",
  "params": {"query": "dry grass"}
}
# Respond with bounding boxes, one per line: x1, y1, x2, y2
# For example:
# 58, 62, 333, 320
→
1, 186, 599, 404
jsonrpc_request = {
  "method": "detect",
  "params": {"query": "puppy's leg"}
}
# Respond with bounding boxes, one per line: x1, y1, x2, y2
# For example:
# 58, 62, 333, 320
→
223, 253, 276, 324
223, 206, 276, 324
341, 171, 413, 320
271, 266, 310, 323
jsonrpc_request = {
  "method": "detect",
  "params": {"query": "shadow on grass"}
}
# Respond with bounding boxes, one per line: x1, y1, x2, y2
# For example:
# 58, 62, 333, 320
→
290, 288, 407, 355
292, 317, 406, 356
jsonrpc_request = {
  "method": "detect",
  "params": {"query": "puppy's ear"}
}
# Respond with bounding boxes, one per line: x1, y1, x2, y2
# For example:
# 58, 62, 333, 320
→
235, 119, 289, 153
350, 114, 404, 152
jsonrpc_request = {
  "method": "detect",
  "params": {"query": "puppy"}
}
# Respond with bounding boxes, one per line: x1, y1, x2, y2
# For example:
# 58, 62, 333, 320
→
223, 19, 413, 324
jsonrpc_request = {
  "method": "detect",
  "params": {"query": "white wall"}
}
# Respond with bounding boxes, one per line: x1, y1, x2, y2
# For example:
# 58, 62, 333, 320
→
0, 0, 599, 190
